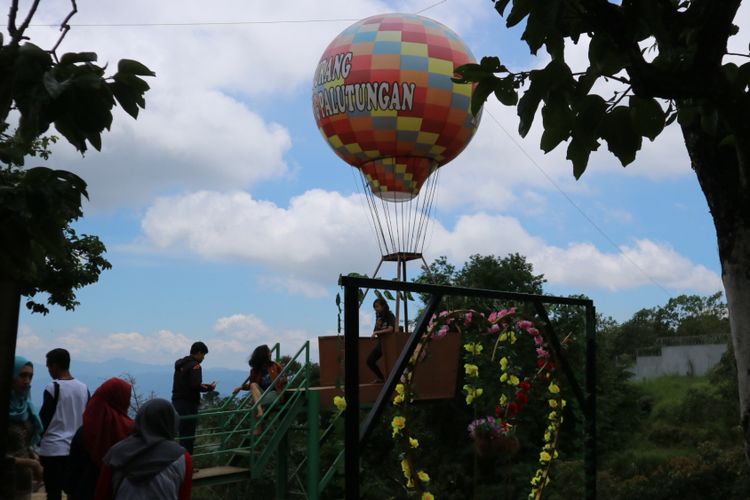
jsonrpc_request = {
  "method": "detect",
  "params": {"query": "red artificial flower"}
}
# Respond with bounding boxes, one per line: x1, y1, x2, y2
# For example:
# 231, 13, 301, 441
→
518, 380, 531, 392
495, 405, 503, 417
507, 402, 520, 417
516, 391, 529, 405
537, 359, 546, 367
546, 362, 556, 371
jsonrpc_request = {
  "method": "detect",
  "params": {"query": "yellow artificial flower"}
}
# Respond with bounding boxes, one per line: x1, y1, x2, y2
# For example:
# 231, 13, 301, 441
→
499, 333, 508, 342
476, 388, 483, 397
394, 393, 405, 404
418, 470, 430, 483
508, 375, 520, 386
499, 356, 509, 370
510, 332, 518, 344
544, 431, 552, 442
392, 416, 406, 437
409, 437, 419, 448
407, 478, 415, 488
561, 399, 567, 408
548, 399, 558, 408
499, 394, 508, 405
333, 396, 346, 411
540, 451, 552, 462
549, 382, 560, 394
396, 383, 405, 395
422, 493, 435, 500
549, 411, 558, 420
401, 458, 411, 476
464, 363, 479, 377
499, 372, 508, 383
463, 343, 483, 355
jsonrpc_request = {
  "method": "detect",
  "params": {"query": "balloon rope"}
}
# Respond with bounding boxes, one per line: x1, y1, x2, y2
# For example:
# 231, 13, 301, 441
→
355, 169, 386, 257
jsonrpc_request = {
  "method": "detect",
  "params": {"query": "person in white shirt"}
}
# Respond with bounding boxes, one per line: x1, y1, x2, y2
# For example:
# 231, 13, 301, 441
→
38, 348, 89, 500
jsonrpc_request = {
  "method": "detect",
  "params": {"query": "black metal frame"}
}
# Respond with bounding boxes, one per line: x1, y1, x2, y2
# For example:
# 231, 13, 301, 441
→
340, 275, 597, 500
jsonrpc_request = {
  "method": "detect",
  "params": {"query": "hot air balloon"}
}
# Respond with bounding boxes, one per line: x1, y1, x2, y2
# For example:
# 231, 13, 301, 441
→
312, 13, 481, 316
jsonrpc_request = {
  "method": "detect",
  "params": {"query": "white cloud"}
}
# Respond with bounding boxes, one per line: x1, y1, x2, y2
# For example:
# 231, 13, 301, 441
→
16, 316, 314, 369
211, 313, 314, 366
139, 188, 721, 294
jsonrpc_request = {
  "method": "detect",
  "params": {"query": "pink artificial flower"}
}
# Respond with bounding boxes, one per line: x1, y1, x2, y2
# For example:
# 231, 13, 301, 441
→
534, 335, 544, 345
488, 311, 498, 323
527, 327, 540, 336
497, 307, 517, 320
489, 324, 501, 334
434, 325, 450, 338
517, 320, 533, 330
536, 347, 550, 358
464, 312, 474, 325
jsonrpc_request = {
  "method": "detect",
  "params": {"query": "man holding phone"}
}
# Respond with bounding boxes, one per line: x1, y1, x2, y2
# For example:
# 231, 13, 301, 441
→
171, 341, 216, 455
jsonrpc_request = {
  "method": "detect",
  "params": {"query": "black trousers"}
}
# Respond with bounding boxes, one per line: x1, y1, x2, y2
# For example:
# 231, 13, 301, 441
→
39, 455, 68, 500
367, 341, 385, 381
172, 399, 199, 455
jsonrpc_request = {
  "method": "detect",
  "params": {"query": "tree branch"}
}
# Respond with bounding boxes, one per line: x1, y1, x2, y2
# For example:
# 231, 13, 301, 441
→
7, 0, 19, 40
49, 0, 78, 59
9, 0, 41, 47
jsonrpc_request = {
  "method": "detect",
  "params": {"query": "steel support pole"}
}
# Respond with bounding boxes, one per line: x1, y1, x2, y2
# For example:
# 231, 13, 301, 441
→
0, 280, 20, 460
585, 304, 597, 500
343, 283, 360, 500
275, 432, 288, 500
307, 390, 321, 500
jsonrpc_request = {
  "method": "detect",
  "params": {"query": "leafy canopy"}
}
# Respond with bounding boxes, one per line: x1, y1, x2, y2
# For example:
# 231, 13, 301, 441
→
0, 1, 154, 313
453, 0, 746, 178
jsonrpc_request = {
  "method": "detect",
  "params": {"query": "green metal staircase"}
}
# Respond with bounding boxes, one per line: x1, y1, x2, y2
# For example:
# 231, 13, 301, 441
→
188, 341, 344, 499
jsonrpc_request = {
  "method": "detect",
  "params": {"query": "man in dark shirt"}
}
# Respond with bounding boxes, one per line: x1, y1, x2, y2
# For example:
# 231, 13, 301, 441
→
171, 342, 215, 454
366, 298, 397, 383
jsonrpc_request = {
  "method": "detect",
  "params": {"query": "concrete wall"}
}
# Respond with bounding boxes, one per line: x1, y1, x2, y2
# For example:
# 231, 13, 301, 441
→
633, 343, 727, 380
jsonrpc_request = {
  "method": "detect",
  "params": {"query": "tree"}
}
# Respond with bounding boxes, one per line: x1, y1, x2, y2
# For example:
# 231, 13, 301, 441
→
417, 253, 546, 310
0, 0, 154, 457
454, 0, 750, 459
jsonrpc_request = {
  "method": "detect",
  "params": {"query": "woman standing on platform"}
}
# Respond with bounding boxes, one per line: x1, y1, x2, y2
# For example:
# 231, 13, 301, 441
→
367, 298, 397, 383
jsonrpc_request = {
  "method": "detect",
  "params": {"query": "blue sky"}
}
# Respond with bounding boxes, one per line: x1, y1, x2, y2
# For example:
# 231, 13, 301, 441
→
13, 0, 748, 370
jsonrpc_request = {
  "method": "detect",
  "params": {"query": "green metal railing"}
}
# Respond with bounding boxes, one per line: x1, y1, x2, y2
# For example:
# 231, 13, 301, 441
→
185, 340, 344, 499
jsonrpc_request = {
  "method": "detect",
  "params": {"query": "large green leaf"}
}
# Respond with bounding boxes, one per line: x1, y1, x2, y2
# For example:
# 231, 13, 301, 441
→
506, 0, 532, 27
599, 106, 642, 166
629, 96, 665, 141
540, 94, 573, 153
588, 34, 626, 75
117, 59, 156, 77
59, 52, 98, 65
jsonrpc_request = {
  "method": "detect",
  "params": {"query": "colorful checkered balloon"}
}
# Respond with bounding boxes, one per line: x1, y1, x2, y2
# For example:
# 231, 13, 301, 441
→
312, 13, 481, 201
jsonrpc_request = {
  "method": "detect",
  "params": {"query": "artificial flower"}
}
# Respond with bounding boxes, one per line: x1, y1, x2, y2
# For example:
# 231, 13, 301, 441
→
409, 437, 419, 448
464, 363, 479, 377
333, 396, 346, 411
392, 416, 406, 437
422, 493, 434, 500
418, 470, 430, 483
549, 382, 560, 394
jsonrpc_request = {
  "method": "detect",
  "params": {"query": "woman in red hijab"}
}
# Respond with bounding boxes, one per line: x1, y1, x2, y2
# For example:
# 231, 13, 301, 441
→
67, 378, 134, 499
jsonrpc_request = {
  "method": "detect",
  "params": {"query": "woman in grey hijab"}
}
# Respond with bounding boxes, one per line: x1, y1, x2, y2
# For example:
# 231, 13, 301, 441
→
95, 399, 193, 500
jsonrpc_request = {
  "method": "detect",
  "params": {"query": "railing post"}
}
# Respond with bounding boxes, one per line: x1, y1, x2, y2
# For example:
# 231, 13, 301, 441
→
585, 304, 597, 500
343, 280, 360, 500
307, 390, 321, 500
275, 431, 289, 500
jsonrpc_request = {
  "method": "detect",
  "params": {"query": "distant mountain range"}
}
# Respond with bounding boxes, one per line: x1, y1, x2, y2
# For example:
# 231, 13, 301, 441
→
30, 357, 248, 407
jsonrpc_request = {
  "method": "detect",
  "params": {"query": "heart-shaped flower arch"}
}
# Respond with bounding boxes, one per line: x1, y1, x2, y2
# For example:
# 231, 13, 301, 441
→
390, 308, 566, 499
